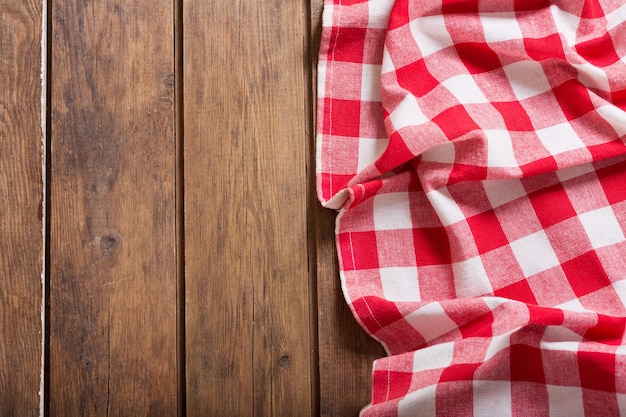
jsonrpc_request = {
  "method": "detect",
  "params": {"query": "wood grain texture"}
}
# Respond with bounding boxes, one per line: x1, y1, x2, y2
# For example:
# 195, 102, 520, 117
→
0, 2, 43, 416
310, 1, 387, 416
48, 0, 177, 415
183, 1, 314, 415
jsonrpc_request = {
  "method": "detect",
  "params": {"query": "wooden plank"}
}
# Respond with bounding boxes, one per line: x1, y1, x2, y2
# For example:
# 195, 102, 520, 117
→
315, 207, 386, 417
310, 1, 387, 416
0, 1, 44, 416
48, 0, 177, 415
184, 1, 314, 415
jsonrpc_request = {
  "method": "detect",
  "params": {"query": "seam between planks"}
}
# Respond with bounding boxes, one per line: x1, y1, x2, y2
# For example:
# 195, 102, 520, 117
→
39, 0, 49, 414
175, 0, 186, 414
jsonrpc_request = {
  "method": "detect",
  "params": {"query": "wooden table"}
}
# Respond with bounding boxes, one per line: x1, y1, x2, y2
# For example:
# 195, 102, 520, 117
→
0, 0, 385, 415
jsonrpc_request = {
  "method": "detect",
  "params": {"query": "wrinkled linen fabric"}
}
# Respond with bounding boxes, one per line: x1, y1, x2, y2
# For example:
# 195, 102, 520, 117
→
316, 0, 626, 416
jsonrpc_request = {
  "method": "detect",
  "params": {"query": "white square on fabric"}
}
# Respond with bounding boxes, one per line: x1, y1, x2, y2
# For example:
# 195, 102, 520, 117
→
480, 12, 524, 43
373, 192, 413, 230
317, 62, 327, 99
510, 230, 560, 277
618, 393, 626, 417
596, 105, 626, 137
572, 62, 611, 92
579, 206, 626, 249
453, 257, 493, 297
502, 60, 552, 100
361, 64, 383, 102
550, 6, 580, 46
389, 94, 429, 130
412, 342, 454, 372
380, 267, 420, 302
485, 130, 518, 167
426, 187, 465, 226
556, 163, 595, 182
483, 179, 527, 208
484, 333, 510, 361
547, 385, 585, 417
441, 75, 489, 104
607, 4, 626, 30
473, 381, 513, 417
422, 141, 456, 163
536, 122, 586, 155
357, 138, 388, 172
398, 385, 437, 417
557, 297, 592, 313
406, 302, 459, 343
409, 15, 454, 57
540, 325, 582, 352
368, 0, 395, 29
613, 280, 626, 310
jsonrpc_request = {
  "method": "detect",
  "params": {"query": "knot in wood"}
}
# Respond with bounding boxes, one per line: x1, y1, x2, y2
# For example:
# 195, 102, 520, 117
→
278, 354, 291, 369
82, 358, 95, 371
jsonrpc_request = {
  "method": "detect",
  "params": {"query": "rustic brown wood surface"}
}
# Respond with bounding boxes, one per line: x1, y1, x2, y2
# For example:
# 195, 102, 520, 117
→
48, 0, 178, 415
1, 0, 385, 415
183, 0, 317, 415
309, 2, 387, 416
0, 1, 44, 416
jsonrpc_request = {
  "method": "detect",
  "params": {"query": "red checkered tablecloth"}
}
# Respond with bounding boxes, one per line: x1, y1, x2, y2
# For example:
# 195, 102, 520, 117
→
316, 1, 626, 415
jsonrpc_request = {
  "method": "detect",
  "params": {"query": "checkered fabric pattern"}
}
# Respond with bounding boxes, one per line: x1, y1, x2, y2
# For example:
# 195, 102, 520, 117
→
317, 0, 626, 415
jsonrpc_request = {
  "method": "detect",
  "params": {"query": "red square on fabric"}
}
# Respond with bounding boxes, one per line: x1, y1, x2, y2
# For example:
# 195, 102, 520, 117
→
513, 0, 550, 11
526, 182, 577, 229
352, 296, 405, 334
580, 0, 606, 17
439, 363, 480, 382
338, 231, 379, 270
519, 155, 558, 178
613, 88, 626, 109
584, 314, 625, 345
492, 101, 534, 131
455, 43, 502, 74
494, 279, 538, 304
337, 0, 368, 5
576, 32, 621, 67
372, 370, 413, 403
448, 164, 488, 186
510, 344, 545, 383
458, 310, 494, 338
395, 59, 441, 97
466, 210, 509, 254
323, 98, 362, 137
598, 161, 626, 205
413, 227, 452, 265
578, 351, 616, 392
524, 34, 566, 62
329, 27, 368, 63
442, 0, 479, 13
588, 140, 626, 162
319, 173, 354, 202
432, 105, 481, 140
561, 251, 612, 297
552, 79, 596, 121
528, 304, 564, 326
